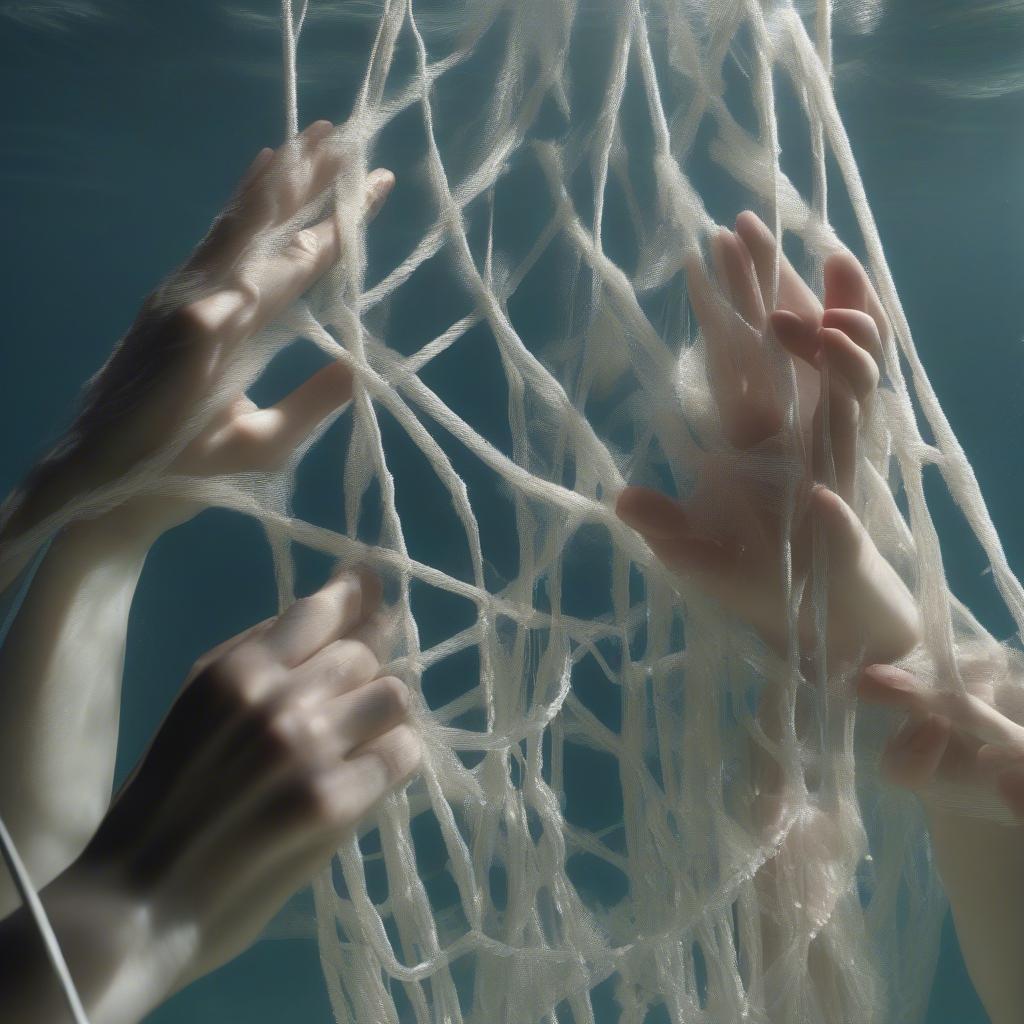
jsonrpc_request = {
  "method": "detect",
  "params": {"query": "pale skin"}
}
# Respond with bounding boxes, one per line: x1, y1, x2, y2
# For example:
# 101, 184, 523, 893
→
0, 121, 421, 1022
615, 211, 1024, 1023
1, 123, 1021, 1022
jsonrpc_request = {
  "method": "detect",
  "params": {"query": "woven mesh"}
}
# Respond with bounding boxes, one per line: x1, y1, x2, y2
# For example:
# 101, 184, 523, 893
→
6, 1, 1023, 1021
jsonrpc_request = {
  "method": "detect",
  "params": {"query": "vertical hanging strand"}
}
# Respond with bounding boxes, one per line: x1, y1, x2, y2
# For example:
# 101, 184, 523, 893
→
281, 0, 300, 138
810, 0, 831, 292
0, 815, 90, 1024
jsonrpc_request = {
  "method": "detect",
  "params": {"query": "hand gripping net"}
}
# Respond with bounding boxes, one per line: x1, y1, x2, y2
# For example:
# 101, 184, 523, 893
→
7, 1, 1023, 1022
264, 2, 1024, 1021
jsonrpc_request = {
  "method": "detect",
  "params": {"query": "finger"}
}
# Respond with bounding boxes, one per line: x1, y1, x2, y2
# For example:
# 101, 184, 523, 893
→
255, 569, 382, 669
688, 243, 781, 449
267, 360, 354, 445
287, 638, 380, 708
255, 216, 342, 314
615, 487, 733, 576
346, 605, 401, 663
861, 665, 1024, 749
362, 167, 396, 222
714, 228, 765, 328
248, 167, 395, 330
823, 250, 889, 344
235, 146, 275, 197
812, 357, 859, 501
343, 723, 422, 794
770, 309, 821, 369
262, 119, 347, 227
687, 250, 738, 413
646, 532, 735, 578
615, 486, 689, 540
858, 665, 932, 715
976, 743, 1024, 775
194, 121, 338, 272
328, 675, 412, 758
734, 210, 823, 323
820, 307, 883, 369
224, 361, 354, 470
881, 713, 951, 790
820, 325, 879, 404
186, 616, 276, 684
808, 485, 866, 572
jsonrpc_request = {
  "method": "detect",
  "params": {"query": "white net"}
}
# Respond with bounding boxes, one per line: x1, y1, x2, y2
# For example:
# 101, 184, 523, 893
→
7, 1, 1024, 1022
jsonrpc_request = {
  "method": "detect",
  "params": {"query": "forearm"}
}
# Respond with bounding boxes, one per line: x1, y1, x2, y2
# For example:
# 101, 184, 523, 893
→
0, 860, 186, 1024
926, 807, 1024, 1024
0, 507, 160, 912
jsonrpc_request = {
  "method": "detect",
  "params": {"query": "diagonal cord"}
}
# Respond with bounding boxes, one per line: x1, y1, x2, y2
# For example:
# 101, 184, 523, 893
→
0, 812, 90, 1024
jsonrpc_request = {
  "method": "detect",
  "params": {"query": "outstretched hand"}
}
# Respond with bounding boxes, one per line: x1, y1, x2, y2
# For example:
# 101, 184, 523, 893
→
6, 120, 392, 541
616, 212, 919, 666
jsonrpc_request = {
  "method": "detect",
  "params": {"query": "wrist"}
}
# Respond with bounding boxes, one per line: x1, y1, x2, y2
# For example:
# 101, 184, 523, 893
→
0, 858, 185, 1024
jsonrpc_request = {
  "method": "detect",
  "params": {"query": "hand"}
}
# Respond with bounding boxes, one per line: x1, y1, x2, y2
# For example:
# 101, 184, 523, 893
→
616, 211, 920, 666
56, 569, 421, 1010
5, 120, 393, 541
859, 662, 1024, 815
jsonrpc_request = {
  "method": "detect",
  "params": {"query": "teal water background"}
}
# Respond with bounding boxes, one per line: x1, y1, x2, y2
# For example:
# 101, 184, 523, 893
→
2, 2, 1023, 1021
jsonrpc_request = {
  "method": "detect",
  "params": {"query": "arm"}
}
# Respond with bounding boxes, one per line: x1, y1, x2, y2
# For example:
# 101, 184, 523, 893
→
0, 511, 157, 913
0, 120, 395, 908
0, 569, 421, 1024
859, 662, 1024, 1024
928, 811, 1024, 1024
614, 212, 1024, 1019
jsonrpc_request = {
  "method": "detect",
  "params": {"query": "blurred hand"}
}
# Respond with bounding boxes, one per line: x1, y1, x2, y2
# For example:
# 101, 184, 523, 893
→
616, 211, 920, 666
7, 120, 393, 539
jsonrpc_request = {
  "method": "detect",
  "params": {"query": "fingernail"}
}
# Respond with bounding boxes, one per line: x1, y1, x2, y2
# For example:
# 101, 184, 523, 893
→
330, 564, 383, 613
365, 168, 396, 216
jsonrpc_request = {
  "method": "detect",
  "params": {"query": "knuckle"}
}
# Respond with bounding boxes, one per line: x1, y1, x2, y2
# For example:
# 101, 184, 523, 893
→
289, 227, 321, 259
226, 410, 279, 451
296, 581, 353, 628
211, 206, 245, 240
263, 706, 306, 759
202, 646, 275, 709
233, 275, 262, 310
172, 297, 220, 338
198, 657, 248, 699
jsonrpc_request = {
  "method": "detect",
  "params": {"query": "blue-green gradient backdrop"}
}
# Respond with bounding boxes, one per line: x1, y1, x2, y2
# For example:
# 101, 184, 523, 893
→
2, 2, 1022, 1021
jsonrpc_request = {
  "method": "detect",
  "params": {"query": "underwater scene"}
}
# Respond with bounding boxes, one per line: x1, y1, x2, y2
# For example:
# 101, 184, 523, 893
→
2, 2, 1024, 1022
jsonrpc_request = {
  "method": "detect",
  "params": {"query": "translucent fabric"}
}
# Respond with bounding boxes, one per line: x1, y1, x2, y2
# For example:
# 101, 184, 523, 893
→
7, 1, 1024, 1022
